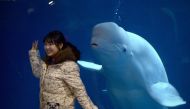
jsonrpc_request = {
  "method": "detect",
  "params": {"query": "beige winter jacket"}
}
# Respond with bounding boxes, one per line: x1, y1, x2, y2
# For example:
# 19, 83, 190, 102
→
29, 50, 97, 109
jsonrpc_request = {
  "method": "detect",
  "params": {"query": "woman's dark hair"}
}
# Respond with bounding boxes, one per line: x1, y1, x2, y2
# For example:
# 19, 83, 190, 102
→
43, 31, 67, 49
66, 41, 80, 60
43, 30, 80, 64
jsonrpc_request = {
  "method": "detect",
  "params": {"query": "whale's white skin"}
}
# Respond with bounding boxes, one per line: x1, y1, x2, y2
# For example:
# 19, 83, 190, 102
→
82, 22, 185, 109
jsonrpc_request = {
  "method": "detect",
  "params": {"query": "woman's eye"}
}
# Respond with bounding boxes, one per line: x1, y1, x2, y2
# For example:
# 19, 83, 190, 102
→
47, 43, 54, 46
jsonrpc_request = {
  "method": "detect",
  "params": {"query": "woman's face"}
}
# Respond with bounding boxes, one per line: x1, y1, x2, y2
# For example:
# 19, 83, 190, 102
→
44, 42, 62, 57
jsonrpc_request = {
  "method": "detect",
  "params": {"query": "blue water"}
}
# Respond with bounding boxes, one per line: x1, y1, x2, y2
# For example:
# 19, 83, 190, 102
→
1, 0, 189, 109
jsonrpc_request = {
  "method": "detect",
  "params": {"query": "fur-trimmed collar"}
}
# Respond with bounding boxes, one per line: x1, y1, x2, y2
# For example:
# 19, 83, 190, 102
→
44, 46, 77, 65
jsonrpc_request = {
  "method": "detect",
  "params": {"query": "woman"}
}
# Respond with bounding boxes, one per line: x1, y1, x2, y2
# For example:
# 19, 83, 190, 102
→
29, 31, 98, 109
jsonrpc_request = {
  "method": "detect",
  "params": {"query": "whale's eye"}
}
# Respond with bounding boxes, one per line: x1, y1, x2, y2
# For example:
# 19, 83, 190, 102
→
91, 43, 98, 47
123, 48, 126, 52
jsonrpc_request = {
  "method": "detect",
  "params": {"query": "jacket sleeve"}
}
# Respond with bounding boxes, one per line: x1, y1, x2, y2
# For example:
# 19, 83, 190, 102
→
29, 50, 45, 78
61, 61, 97, 109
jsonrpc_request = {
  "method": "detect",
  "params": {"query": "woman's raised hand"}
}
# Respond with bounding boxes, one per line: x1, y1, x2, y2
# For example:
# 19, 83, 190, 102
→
31, 40, 38, 50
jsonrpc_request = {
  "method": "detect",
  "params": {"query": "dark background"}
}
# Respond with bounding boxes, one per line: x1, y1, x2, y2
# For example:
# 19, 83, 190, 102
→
0, 0, 189, 108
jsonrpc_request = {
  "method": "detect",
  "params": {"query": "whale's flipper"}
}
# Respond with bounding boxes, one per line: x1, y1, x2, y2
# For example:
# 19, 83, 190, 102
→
149, 82, 186, 107
77, 60, 102, 71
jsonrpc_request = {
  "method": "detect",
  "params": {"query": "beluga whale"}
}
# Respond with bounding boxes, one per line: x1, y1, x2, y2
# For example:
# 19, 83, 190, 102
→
78, 22, 186, 109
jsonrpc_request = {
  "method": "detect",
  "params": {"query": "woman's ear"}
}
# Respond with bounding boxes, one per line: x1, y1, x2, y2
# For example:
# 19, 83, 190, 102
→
59, 43, 63, 49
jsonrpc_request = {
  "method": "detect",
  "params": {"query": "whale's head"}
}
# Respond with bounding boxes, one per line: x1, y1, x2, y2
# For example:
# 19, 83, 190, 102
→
91, 22, 129, 66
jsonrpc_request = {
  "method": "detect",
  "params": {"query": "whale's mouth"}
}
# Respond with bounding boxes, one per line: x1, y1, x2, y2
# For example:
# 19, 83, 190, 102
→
91, 43, 98, 47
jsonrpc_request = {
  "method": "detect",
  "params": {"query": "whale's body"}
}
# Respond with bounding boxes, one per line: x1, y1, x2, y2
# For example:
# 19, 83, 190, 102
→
79, 22, 186, 109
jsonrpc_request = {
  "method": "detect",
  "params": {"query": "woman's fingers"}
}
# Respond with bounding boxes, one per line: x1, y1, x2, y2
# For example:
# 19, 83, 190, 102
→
31, 40, 38, 50
34, 40, 38, 49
